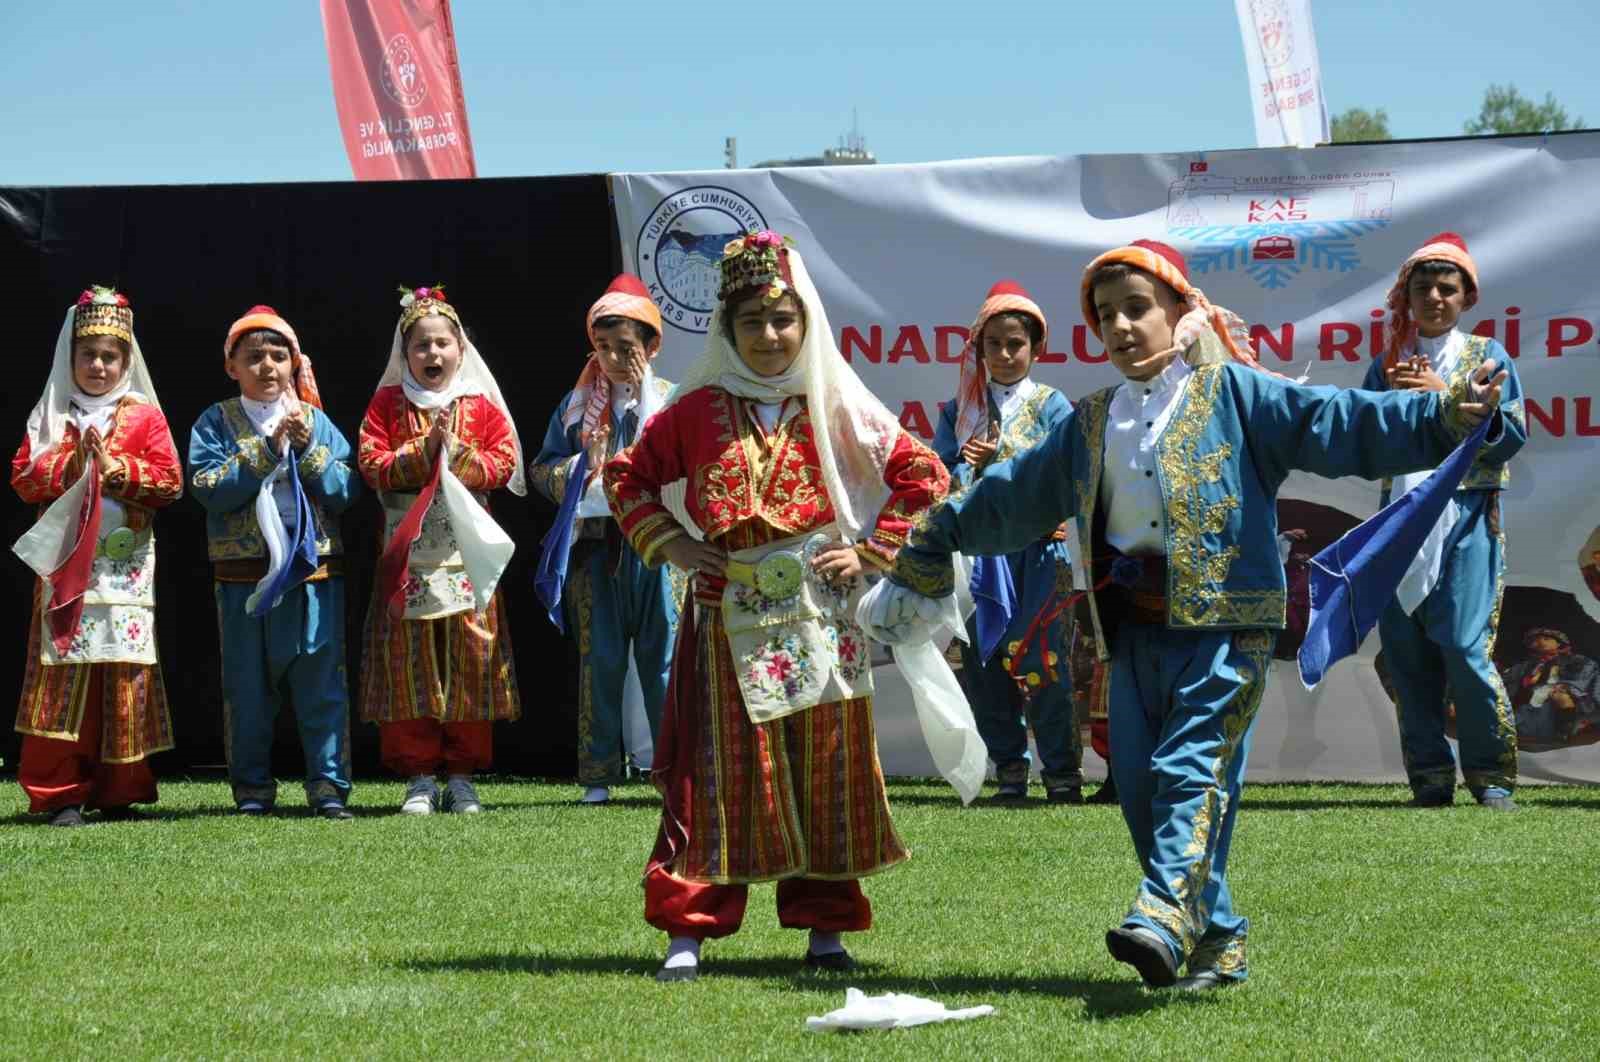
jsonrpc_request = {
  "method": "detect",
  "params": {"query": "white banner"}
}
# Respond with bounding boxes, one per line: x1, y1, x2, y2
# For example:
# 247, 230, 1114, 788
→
1235, 0, 1329, 148
613, 133, 1600, 783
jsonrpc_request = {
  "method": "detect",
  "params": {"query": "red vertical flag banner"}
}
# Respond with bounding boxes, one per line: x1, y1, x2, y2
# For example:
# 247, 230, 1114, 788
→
319, 0, 477, 180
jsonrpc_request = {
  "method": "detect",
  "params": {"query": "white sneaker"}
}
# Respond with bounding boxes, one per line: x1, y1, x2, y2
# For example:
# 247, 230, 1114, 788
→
401, 776, 438, 815
443, 775, 482, 814
579, 785, 611, 805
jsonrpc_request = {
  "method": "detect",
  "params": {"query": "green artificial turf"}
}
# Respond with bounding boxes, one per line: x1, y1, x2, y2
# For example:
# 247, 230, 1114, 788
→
2, 779, 1594, 1059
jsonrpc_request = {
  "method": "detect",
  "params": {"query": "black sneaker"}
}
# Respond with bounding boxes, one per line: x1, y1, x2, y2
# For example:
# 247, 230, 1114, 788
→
1411, 786, 1454, 808
987, 782, 1029, 804
1046, 785, 1084, 805
804, 948, 856, 973
49, 805, 85, 828
315, 799, 355, 820
655, 963, 698, 983
1105, 925, 1178, 987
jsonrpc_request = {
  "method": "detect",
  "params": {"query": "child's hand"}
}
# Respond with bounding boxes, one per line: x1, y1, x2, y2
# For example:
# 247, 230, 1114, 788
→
1387, 355, 1446, 392
811, 543, 863, 586
1457, 358, 1508, 427
960, 419, 1000, 468
625, 349, 649, 386
424, 406, 453, 460
81, 428, 106, 469
282, 412, 313, 452
584, 423, 611, 469
660, 535, 727, 576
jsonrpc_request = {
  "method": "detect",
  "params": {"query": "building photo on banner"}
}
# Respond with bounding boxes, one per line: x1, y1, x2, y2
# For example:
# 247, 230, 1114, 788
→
612, 131, 1600, 784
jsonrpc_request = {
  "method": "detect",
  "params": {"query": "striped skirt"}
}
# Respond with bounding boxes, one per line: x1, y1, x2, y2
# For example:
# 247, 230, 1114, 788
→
672, 603, 907, 884
358, 591, 520, 724
15, 585, 173, 763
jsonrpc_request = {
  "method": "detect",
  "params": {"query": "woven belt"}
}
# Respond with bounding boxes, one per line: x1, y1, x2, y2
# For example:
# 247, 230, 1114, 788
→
722, 550, 807, 601
1097, 552, 1168, 624
212, 557, 344, 584
721, 533, 832, 602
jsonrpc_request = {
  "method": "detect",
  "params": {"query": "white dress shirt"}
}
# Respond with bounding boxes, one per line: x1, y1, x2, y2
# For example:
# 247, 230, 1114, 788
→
987, 376, 1037, 426
1100, 355, 1193, 555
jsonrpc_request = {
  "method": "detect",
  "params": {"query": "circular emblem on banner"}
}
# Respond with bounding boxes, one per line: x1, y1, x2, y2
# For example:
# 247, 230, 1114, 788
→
381, 34, 428, 108
635, 186, 768, 333
1251, 1, 1296, 68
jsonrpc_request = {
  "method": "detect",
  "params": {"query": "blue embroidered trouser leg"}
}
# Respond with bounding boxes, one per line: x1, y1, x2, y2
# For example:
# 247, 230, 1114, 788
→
1029, 680, 1084, 790
569, 548, 678, 785
1380, 494, 1516, 798
217, 579, 352, 807
959, 626, 1030, 782
1109, 623, 1274, 982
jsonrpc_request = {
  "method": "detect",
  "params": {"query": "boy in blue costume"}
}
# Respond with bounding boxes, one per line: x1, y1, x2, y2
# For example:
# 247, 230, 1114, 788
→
1361, 233, 1525, 810
864, 241, 1509, 990
530, 275, 679, 805
189, 306, 360, 818
932, 280, 1082, 803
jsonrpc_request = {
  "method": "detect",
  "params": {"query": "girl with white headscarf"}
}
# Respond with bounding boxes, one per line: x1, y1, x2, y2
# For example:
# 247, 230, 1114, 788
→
603, 234, 953, 981
10, 287, 181, 825
357, 285, 523, 817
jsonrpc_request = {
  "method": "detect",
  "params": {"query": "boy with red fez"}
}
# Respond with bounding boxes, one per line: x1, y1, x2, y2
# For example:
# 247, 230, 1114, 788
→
931, 280, 1084, 803
530, 274, 680, 804
1361, 233, 1526, 810
11, 287, 181, 825
359, 286, 523, 815
190, 305, 359, 818
605, 233, 949, 981
864, 239, 1509, 989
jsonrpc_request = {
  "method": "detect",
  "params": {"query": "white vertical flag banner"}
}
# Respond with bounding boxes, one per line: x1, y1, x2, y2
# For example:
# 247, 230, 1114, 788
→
1235, 0, 1330, 147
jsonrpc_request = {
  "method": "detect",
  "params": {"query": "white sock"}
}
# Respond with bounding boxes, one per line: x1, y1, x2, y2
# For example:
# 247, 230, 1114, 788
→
663, 936, 700, 970
808, 930, 845, 956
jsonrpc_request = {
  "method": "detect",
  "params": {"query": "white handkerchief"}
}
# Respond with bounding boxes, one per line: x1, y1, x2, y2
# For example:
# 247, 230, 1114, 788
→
13, 467, 94, 582
806, 988, 994, 1032
437, 463, 515, 613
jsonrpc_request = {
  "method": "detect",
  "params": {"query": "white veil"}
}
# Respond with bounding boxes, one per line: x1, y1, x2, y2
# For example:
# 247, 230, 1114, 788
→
660, 247, 899, 541
377, 319, 525, 496
24, 305, 160, 472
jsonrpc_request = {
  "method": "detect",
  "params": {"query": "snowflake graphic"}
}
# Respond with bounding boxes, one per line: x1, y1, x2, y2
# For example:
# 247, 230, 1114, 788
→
1170, 220, 1389, 292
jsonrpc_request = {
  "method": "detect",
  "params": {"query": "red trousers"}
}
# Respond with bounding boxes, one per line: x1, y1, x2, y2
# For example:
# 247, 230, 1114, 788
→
379, 719, 493, 776
18, 700, 157, 813
644, 866, 872, 941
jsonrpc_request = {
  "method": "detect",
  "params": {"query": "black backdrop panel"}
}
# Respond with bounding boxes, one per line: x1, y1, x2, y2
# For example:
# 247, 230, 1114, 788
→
0, 175, 617, 779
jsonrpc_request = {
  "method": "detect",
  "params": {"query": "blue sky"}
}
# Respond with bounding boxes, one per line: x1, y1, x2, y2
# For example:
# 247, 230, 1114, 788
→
6, 0, 1596, 185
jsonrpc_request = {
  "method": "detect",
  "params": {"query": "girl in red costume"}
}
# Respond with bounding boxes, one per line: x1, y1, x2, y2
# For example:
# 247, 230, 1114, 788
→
11, 287, 182, 825
605, 234, 949, 980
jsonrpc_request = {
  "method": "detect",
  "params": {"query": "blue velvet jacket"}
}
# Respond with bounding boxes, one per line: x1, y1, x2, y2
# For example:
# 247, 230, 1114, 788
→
188, 399, 359, 562
1360, 334, 1525, 502
893, 338, 1498, 658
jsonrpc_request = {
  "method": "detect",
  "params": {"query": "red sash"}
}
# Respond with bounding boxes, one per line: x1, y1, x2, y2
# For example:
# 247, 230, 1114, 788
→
46, 461, 103, 656
376, 451, 443, 620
